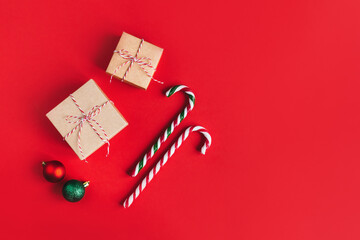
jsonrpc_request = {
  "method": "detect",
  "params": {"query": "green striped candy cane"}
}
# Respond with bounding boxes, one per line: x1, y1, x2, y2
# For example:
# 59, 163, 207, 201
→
131, 85, 195, 177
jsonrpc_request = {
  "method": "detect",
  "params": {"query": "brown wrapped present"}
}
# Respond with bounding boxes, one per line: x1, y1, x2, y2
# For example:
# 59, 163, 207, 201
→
106, 32, 163, 90
46, 79, 128, 160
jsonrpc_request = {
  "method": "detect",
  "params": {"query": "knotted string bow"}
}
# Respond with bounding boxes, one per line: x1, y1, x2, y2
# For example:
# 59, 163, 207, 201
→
64, 94, 111, 160
110, 39, 163, 84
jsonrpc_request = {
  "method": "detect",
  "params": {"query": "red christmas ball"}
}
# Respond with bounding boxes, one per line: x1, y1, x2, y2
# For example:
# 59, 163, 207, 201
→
42, 161, 66, 183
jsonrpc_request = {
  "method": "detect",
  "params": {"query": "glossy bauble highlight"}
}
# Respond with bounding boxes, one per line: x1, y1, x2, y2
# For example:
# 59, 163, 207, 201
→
42, 161, 66, 183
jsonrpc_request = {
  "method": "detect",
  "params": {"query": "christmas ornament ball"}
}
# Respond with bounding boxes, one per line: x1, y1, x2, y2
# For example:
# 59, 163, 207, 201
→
62, 180, 89, 202
42, 161, 66, 183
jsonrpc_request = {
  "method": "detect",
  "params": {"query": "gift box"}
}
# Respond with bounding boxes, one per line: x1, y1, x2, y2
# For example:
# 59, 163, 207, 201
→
106, 32, 163, 90
46, 79, 128, 160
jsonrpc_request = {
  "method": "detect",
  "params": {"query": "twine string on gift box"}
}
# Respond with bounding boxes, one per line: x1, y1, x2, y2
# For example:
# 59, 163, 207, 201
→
110, 39, 163, 84
63, 94, 111, 160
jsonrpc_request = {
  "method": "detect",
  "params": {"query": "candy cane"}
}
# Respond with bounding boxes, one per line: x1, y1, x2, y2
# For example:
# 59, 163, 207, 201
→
123, 126, 211, 208
130, 85, 195, 177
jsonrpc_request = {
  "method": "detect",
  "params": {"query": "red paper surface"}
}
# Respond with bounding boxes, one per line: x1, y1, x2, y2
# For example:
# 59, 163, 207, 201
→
1, 0, 360, 239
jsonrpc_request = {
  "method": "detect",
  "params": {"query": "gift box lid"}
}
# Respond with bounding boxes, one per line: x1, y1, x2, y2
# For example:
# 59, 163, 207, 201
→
46, 79, 128, 160
106, 32, 163, 90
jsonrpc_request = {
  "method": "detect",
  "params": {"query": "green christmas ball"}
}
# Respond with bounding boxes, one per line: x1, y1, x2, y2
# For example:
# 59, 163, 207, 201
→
62, 180, 89, 202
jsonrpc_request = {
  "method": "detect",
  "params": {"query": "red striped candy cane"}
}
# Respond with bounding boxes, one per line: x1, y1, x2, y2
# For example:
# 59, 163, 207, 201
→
130, 85, 195, 177
123, 126, 212, 208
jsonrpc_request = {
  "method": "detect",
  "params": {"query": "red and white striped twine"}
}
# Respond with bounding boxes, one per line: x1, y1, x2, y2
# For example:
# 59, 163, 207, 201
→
64, 94, 111, 160
110, 39, 163, 84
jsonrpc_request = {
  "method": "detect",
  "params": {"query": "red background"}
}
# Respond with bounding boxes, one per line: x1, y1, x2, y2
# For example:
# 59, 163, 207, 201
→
0, 0, 360, 239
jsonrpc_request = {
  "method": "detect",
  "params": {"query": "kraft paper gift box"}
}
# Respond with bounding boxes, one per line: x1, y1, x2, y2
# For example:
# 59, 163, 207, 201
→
46, 79, 128, 160
106, 32, 163, 90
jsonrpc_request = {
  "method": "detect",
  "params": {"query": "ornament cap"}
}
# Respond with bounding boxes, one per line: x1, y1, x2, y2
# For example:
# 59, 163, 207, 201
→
83, 181, 90, 188
41, 161, 46, 166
